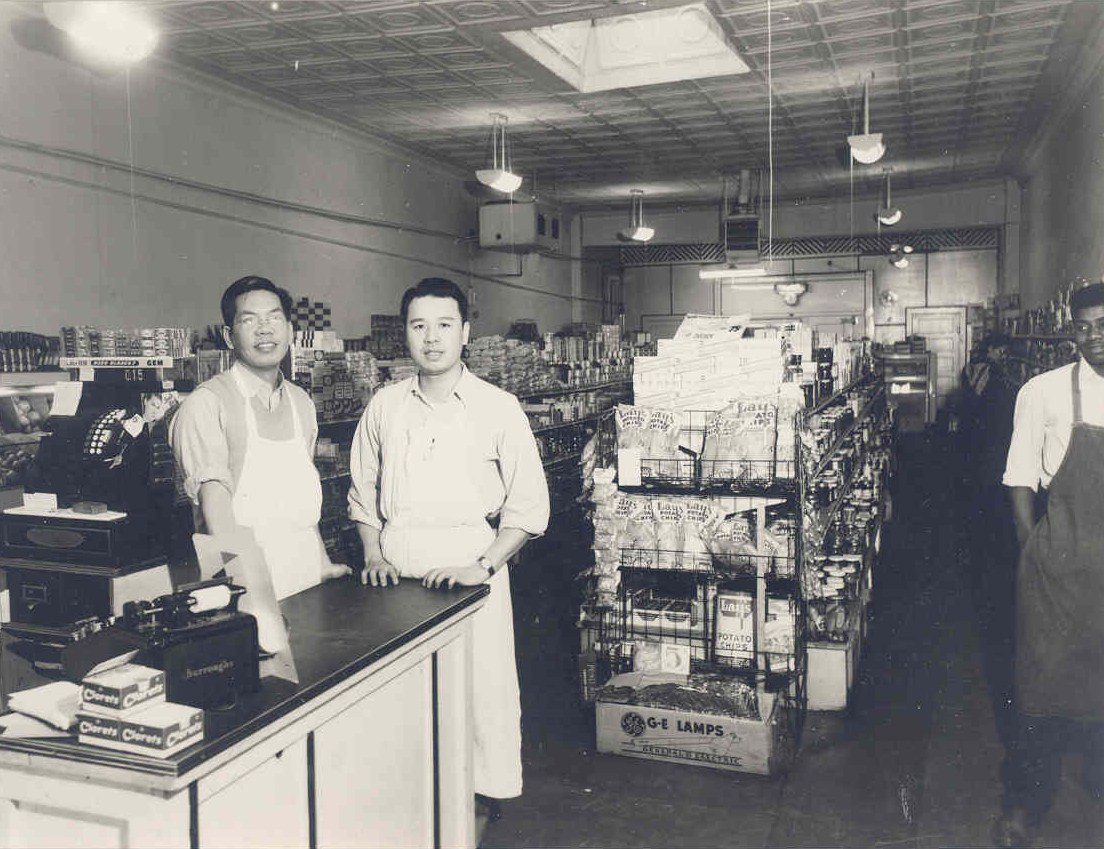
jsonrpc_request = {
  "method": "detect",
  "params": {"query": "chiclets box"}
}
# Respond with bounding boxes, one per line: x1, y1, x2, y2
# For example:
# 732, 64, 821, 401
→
81, 664, 166, 716
77, 702, 204, 757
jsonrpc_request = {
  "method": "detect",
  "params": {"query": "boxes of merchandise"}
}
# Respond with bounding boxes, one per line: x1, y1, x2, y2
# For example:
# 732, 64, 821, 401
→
595, 671, 796, 775
76, 701, 204, 758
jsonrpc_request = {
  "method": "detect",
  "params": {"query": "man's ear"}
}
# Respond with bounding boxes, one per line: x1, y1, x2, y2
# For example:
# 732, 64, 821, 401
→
222, 325, 235, 350
462, 322, 471, 346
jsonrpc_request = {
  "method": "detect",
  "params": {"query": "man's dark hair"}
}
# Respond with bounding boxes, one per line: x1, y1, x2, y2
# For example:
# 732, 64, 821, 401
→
1071, 281, 1104, 316
400, 278, 469, 323
221, 275, 294, 327
980, 333, 1013, 356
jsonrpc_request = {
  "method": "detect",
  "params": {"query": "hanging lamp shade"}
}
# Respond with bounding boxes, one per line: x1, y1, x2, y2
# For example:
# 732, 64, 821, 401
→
43, 1, 159, 64
475, 113, 523, 194
848, 78, 885, 165
877, 170, 902, 226
619, 189, 655, 243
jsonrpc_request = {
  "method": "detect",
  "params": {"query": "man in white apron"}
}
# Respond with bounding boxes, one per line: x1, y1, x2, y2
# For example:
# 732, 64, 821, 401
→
170, 275, 350, 602
348, 278, 550, 831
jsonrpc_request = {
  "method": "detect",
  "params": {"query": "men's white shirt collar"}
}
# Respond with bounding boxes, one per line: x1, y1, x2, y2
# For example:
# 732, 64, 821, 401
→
410, 364, 472, 408
1078, 356, 1104, 387
232, 361, 286, 408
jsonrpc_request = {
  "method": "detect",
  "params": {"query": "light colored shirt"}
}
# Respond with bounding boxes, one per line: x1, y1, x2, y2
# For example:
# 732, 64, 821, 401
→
348, 366, 550, 536
169, 361, 318, 531
1003, 357, 1104, 491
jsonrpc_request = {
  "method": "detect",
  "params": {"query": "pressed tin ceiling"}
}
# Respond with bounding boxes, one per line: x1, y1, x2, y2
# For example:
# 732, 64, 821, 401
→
129, 0, 1095, 207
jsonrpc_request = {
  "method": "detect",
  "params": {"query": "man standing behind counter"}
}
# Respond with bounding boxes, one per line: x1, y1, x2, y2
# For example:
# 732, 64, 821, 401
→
347, 277, 549, 826
170, 275, 349, 601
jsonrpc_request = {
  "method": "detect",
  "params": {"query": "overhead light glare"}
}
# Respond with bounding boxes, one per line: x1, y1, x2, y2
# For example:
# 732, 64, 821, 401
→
43, 2, 159, 64
619, 189, 655, 243
475, 113, 522, 194
699, 265, 768, 280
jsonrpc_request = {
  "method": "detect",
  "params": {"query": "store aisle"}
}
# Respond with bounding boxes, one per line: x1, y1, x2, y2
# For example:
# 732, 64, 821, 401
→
487, 434, 1102, 849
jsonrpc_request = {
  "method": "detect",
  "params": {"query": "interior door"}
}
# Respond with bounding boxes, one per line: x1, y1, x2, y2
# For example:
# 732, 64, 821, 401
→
906, 306, 967, 412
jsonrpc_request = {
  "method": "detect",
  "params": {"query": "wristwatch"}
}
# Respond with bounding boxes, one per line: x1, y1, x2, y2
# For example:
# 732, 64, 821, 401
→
477, 555, 498, 577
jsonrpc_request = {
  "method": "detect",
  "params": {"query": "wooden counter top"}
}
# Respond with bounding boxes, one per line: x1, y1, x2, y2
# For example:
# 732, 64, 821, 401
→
0, 578, 488, 781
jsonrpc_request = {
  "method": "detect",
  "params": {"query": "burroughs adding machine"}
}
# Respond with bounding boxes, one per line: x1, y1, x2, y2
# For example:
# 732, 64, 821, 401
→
0, 356, 192, 671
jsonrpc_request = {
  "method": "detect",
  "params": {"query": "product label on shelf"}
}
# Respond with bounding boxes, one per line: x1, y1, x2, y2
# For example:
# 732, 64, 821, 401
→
60, 356, 174, 369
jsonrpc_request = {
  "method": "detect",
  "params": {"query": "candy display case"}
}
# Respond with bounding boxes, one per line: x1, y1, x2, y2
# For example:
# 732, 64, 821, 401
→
0, 373, 59, 495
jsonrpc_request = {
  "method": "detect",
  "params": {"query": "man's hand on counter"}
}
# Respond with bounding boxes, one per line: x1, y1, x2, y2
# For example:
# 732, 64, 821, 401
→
363, 560, 400, 587
422, 565, 487, 590
322, 562, 354, 581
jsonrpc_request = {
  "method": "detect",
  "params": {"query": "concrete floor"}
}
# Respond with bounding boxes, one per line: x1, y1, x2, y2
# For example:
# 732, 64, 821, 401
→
490, 434, 1104, 849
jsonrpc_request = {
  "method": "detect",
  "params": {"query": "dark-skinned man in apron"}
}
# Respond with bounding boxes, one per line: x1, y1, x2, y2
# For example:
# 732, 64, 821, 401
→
995, 282, 1104, 847
171, 276, 350, 602
347, 278, 549, 844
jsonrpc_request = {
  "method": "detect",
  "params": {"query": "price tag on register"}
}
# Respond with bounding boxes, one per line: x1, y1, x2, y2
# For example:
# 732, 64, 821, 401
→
617, 448, 642, 488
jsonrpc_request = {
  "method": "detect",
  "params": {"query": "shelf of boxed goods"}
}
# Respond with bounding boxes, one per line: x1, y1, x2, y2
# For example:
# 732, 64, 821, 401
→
799, 382, 892, 711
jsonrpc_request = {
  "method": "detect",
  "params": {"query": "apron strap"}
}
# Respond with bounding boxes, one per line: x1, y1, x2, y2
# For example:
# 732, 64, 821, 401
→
1072, 362, 1083, 427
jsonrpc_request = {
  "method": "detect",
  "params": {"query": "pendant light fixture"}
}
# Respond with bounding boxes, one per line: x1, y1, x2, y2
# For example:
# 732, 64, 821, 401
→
889, 243, 914, 268
475, 113, 522, 194
43, 1, 160, 64
619, 189, 655, 243
877, 169, 902, 226
847, 76, 885, 165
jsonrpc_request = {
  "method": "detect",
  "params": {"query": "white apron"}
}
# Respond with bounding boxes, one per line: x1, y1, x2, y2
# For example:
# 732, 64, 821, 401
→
230, 370, 324, 601
379, 405, 523, 799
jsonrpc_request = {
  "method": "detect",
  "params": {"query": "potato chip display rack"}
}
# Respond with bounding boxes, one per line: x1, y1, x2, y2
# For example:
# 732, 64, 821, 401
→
580, 368, 894, 734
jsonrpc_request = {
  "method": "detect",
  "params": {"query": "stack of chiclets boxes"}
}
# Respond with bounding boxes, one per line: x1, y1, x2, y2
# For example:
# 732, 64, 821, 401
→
76, 664, 204, 758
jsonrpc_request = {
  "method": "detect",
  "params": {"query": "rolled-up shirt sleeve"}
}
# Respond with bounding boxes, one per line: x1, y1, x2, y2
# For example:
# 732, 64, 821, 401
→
1003, 380, 1043, 491
168, 388, 231, 505
497, 399, 550, 537
348, 398, 385, 529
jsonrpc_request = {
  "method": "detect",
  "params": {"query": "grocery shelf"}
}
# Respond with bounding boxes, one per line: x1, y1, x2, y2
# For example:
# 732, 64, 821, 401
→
318, 416, 362, 427
811, 385, 885, 479
530, 410, 610, 435
808, 373, 877, 416
518, 378, 631, 402
542, 450, 584, 469
0, 432, 44, 446
0, 371, 64, 387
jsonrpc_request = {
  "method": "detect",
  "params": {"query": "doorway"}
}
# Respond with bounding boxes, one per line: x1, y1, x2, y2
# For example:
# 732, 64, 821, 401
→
906, 306, 967, 413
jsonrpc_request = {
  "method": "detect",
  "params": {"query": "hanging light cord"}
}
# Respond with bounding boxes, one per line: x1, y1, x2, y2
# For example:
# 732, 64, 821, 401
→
125, 69, 139, 274
767, 0, 773, 263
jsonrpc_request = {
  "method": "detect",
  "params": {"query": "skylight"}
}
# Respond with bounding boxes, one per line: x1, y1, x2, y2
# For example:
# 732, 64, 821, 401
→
501, 3, 749, 94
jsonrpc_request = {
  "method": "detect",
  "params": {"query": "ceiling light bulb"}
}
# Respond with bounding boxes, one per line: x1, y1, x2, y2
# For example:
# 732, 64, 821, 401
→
877, 207, 902, 226
44, 2, 159, 64
699, 265, 768, 280
848, 133, 885, 164
902, 245, 914, 254
475, 168, 522, 194
619, 225, 655, 243
892, 256, 910, 269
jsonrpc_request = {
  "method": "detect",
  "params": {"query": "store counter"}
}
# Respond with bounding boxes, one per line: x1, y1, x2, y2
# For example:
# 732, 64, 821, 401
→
0, 578, 488, 849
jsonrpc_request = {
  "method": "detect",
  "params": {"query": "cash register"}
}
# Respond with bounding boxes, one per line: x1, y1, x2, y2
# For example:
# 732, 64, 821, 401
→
0, 357, 190, 653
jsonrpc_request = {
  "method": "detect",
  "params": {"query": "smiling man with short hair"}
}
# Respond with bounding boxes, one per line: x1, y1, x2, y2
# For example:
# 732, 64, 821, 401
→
170, 274, 349, 600
347, 277, 549, 829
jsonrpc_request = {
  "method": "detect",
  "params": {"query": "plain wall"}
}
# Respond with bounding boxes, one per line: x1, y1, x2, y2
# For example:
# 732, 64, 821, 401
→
0, 4, 593, 339
1017, 57, 1104, 309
